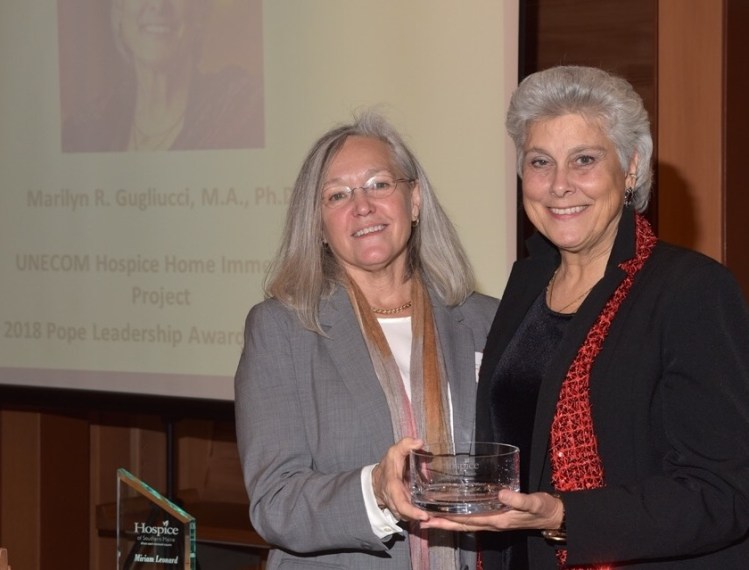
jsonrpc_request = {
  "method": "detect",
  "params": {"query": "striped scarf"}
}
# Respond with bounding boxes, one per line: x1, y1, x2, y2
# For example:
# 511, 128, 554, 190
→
347, 274, 458, 570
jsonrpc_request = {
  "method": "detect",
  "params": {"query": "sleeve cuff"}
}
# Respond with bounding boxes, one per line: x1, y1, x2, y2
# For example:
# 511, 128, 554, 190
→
361, 464, 405, 539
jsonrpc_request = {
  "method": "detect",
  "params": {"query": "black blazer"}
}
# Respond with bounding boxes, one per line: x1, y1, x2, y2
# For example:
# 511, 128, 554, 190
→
476, 210, 749, 568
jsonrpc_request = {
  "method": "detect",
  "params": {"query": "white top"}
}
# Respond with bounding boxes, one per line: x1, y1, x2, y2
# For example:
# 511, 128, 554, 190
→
362, 316, 458, 538
378, 316, 414, 400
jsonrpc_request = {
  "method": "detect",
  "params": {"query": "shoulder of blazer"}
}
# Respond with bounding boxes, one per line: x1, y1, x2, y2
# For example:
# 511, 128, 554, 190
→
318, 285, 355, 329
443, 291, 499, 331
245, 290, 355, 344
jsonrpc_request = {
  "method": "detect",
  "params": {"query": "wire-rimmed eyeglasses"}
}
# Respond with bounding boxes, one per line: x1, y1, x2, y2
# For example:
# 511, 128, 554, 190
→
321, 176, 414, 209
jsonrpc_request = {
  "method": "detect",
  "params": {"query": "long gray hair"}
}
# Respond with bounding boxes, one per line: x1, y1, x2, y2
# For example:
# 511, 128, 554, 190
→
265, 111, 475, 333
506, 65, 653, 212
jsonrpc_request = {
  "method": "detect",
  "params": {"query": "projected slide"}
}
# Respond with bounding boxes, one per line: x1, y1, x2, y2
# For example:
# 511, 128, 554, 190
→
0, 1, 517, 400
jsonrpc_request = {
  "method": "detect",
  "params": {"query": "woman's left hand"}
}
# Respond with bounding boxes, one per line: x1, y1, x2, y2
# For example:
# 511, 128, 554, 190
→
419, 490, 564, 532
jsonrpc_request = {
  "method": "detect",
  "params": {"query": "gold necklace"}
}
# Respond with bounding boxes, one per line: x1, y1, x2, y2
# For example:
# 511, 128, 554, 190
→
371, 301, 412, 315
547, 269, 593, 313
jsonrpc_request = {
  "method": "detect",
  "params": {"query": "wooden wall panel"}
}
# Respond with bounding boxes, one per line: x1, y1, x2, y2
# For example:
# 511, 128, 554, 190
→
524, 0, 657, 118
0, 410, 89, 570
657, 0, 724, 260
39, 413, 90, 570
0, 410, 41, 569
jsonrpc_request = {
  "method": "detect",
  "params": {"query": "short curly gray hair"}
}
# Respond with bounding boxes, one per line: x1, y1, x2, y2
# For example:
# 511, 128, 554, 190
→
506, 65, 653, 213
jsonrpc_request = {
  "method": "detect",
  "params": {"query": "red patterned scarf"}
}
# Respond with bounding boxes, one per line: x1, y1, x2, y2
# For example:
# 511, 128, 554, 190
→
549, 215, 657, 569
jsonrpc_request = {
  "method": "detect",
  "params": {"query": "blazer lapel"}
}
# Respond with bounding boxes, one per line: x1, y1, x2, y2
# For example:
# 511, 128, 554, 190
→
528, 211, 638, 491
431, 299, 475, 444
528, 269, 626, 490
318, 287, 479, 448
319, 288, 395, 450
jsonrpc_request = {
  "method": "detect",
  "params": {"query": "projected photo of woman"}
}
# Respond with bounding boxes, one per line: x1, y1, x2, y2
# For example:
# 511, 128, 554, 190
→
59, 0, 264, 152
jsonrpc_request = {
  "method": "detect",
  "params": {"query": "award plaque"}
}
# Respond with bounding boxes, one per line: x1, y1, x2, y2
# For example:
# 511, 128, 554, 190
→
116, 468, 196, 569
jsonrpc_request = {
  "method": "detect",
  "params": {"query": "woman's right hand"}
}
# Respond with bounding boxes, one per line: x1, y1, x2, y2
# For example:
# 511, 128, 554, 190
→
371, 437, 429, 522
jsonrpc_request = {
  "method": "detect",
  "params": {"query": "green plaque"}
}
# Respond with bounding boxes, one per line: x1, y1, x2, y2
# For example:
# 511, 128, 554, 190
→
116, 468, 196, 569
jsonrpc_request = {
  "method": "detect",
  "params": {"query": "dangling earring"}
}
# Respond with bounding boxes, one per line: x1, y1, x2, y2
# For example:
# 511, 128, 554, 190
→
624, 171, 638, 208
412, 218, 420, 228
624, 187, 634, 208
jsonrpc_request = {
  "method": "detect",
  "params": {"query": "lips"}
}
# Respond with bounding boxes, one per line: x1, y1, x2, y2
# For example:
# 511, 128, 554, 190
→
139, 21, 178, 35
353, 224, 386, 237
141, 23, 175, 33
549, 205, 587, 215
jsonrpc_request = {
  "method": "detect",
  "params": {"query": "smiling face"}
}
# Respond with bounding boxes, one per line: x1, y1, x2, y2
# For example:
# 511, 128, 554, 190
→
320, 136, 420, 282
116, 0, 197, 69
521, 113, 637, 261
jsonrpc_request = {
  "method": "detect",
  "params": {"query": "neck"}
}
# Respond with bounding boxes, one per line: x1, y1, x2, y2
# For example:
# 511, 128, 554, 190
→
133, 62, 192, 128
547, 258, 605, 314
345, 265, 412, 311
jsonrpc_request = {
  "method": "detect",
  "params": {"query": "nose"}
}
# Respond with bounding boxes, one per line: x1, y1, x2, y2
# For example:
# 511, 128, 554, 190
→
351, 188, 374, 215
145, 0, 171, 14
550, 166, 572, 198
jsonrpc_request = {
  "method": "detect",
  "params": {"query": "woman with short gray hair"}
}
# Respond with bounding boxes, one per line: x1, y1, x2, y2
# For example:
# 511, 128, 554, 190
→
425, 66, 749, 569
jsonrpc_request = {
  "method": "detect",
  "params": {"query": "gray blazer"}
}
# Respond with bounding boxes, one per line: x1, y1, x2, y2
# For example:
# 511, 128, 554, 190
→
235, 286, 498, 569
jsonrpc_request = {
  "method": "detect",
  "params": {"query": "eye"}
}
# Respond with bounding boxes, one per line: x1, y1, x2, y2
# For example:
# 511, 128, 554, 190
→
528, 156, 550, 168
370, 179, 394, 191
574, 154, 596, 166
324, 187, 350, 203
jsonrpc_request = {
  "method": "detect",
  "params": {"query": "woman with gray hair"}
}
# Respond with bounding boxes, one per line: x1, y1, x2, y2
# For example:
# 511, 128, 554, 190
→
235, 111, 498, 569
424, 66, 749, 568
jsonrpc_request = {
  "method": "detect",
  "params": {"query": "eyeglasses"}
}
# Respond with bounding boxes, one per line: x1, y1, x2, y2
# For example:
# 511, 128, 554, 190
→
321, 176, 414, 209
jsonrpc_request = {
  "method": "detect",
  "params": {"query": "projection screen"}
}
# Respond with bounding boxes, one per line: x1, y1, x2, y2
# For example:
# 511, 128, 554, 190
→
0, 0, 518, 400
